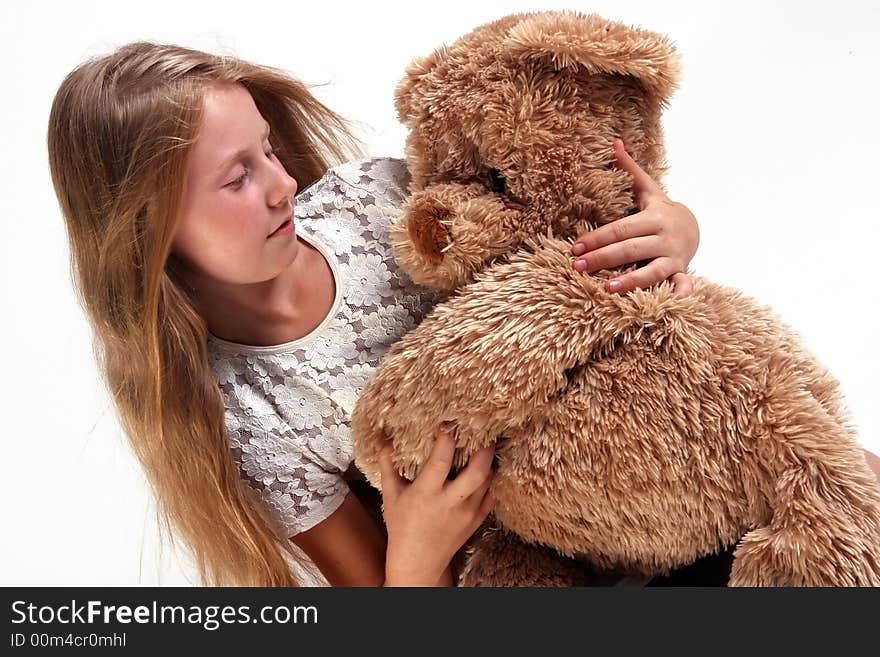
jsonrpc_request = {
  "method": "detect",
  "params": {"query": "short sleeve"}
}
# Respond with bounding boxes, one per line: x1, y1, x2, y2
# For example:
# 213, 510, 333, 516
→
225, 409, 350, 538
373, 157, 412, 204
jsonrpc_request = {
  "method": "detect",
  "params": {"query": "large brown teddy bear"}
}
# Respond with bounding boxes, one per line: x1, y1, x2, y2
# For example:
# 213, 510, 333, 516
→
351, 11, 880, 586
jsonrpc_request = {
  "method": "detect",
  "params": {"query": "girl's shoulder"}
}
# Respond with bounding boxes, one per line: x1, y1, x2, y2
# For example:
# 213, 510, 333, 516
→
328, 156, 410, 199
293, 156, 411, 224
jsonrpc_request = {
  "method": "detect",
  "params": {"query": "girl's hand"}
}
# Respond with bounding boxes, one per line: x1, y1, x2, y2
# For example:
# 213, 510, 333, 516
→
380, 427, 495, 587
570, 138, 700, 297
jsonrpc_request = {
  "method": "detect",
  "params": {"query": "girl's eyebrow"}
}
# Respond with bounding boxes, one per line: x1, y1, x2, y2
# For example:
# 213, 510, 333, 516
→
215, 122, 271, 175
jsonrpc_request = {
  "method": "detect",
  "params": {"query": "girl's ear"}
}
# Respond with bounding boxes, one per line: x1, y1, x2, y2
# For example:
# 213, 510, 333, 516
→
393, 45, 450, 126
500, 11, 681, 106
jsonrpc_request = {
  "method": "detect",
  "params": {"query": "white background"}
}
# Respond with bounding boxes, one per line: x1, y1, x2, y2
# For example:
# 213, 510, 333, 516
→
1, 0, 878, 585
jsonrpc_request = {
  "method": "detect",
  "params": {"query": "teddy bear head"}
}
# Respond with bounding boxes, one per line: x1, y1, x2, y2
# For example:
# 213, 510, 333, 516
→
391, 11, 681, 292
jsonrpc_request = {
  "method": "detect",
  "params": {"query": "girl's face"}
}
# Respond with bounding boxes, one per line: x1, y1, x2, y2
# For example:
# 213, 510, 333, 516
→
172, 83, 299, 285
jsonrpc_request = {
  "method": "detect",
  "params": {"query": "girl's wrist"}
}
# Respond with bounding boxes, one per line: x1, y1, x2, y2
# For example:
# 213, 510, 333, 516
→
383, 571, 438, 587
384, 558, 445, 587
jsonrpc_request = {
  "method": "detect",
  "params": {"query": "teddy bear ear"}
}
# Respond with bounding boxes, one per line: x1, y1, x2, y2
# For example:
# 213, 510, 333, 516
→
501, 11, 681, 104
393, 45, 450, 126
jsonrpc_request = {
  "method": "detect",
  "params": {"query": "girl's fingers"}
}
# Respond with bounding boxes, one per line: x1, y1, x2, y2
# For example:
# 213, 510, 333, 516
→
573, 235, 664, 273
669, 272, 694, 298
416, 428, 457, 491
473, 488, 496, 527
612, 138, 667, 206
447, 445, 495, 501
605, 257, 678, 295
378, 445, 405, 502
465, 475, 494, 514
571, 211, 660, 256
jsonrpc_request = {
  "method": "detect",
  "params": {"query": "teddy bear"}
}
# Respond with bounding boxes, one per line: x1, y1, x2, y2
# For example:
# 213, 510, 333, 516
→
350, 10, 880, 586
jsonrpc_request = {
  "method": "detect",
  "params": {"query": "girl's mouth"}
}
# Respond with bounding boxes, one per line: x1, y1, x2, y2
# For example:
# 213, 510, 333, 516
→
268, 218, 293, 238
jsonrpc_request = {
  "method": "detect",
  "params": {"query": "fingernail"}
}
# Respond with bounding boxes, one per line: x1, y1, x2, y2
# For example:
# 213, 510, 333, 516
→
607, 279, 621, 292
439, 420, 455, 432
573, 259, 588, 272
571, 242, 586, 256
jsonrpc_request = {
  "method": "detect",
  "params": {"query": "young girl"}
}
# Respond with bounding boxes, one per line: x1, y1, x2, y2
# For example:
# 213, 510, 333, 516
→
48, 40, 725, 587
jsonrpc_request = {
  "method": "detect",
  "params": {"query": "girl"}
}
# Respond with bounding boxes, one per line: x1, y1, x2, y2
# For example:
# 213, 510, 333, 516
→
48, 40, 714, 587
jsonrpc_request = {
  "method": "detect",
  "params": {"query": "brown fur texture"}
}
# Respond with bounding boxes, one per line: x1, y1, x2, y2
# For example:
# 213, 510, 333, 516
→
351, 11, 880, 586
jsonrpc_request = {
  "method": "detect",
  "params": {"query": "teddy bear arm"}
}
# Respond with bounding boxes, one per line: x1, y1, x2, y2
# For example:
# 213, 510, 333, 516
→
351, 290, 583, 486
349, 273, 595, 485
419, 274, 615, 438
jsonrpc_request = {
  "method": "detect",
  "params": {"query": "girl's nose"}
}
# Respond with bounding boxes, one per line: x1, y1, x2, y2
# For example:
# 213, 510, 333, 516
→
282, 170, 298, 199
272, 167, 298, 208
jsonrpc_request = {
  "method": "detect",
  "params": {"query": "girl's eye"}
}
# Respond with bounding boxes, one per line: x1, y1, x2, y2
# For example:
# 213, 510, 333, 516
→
226, 146, 273, 189
228, 167, 249, 188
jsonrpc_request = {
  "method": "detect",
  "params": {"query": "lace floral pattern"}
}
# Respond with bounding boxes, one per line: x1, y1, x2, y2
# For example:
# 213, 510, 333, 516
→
207, 157, 437, 538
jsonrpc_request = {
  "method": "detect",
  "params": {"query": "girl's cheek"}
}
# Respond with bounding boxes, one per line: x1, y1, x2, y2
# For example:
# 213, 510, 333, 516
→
219, 193, 261, 243
224, 203, 252, 239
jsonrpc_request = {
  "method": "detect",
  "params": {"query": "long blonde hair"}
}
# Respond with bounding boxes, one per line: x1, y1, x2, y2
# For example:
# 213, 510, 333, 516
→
47, 41, 364, 586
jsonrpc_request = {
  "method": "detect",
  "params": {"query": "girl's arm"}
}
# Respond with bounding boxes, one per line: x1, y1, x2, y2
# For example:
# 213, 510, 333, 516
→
292, 427, 494, 587
291, 493, 388, 586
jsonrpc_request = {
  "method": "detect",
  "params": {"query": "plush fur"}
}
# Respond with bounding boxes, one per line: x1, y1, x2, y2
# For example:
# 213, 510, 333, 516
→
351, 11, 880, 586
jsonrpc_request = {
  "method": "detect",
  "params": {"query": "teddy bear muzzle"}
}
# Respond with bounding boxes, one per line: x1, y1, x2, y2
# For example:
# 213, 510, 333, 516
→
393, 182, 527, 292
407, 200, 453, 264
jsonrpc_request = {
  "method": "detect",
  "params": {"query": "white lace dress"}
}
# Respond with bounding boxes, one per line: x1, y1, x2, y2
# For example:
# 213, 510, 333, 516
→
207, 157, 437, 547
